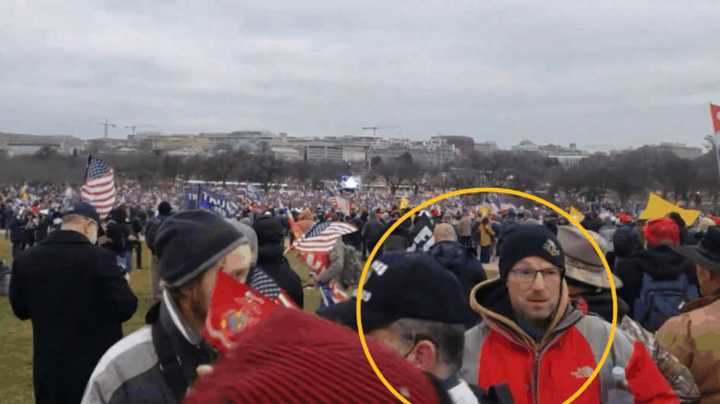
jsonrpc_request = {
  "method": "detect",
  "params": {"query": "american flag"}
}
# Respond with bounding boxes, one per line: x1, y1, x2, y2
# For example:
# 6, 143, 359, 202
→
328, 195, 351, 215
81, 157, 116, 219
294, 221, 358, 255
291, 221, 358, 306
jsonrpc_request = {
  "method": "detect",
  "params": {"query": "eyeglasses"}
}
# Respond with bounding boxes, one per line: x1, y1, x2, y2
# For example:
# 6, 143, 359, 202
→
400, 333, 438, 360
509, 267, 562, 283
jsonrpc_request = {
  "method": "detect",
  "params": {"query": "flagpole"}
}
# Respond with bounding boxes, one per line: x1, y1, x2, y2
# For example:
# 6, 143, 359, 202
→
197, 183, 202, 210
714, 134, 720, 184
84, 155, 92, 182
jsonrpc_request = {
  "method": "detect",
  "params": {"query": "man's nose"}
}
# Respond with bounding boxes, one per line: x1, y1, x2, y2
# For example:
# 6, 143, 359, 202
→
531, 272, 546, 290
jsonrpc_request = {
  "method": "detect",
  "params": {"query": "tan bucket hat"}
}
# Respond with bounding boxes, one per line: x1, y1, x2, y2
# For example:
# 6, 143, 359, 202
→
557, 225, 623, 289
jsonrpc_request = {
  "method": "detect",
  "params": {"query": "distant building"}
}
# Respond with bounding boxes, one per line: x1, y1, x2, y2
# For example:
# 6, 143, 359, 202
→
547, 154, 588, 168
272, 146, 303, 162
131, 133, 210, 155
542, 143, 590, 168
305, 144, 344, 162
511, 140, 541, 153
342, 145, 368, 163
0, 132, 85, 156
656, 142, 703, 160
474, 141, 499, 153
367, 140, 457, 166
200, 130, 276, 152
432, 135, 475, 157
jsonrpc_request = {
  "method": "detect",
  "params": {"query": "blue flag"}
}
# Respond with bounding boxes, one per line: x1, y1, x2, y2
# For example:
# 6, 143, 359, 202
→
185, 188, 240, 217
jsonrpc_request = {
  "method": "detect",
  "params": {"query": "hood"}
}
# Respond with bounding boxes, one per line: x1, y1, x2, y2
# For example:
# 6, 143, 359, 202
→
429, 241, 469, 275
109, 208, 126, 223
258, 243, 285, 262
681, 292, 720, 313
630, 244, 694, 279
574, 291, 630, 323
613, 226, 641, 258
469, 277, 579, 350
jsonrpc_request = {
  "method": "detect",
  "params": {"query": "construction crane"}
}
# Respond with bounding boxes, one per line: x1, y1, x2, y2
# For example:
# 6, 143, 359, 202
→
98, 118, 116, 138
361, 126, 400, 137
125, 125, 138, 136
124, 124, 157, 136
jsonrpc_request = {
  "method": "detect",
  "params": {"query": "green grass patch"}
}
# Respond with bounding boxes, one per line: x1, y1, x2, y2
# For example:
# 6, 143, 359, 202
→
0, 236, 321, 401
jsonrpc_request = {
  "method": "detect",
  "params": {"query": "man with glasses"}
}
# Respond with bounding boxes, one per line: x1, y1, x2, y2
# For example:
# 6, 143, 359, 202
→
460, 224, 677, 403
318, 253, 512, 404
9, 202, 138, 404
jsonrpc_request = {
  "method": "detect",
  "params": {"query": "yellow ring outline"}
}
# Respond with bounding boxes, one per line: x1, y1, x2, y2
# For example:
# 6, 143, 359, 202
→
355, 187, 618, 404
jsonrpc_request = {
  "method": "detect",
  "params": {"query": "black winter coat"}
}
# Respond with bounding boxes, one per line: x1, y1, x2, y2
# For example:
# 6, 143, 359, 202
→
9, 230, 138, 404
104, 220, 131, 254
257, 243, 304, 308
429, 241, 487, 294
615, 244, 698, 314
428, 241, 486, 328
362, 218, 387, 244
9, 216, 27, 243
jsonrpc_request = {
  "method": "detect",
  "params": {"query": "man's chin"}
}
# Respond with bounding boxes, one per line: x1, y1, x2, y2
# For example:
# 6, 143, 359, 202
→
525, 307, 553, 322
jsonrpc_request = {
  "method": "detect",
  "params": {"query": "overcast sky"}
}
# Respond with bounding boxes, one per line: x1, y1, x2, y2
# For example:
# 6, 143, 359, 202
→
1, 1, 718, 149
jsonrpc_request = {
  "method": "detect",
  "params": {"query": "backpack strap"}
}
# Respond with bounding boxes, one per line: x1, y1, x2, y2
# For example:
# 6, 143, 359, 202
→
151, 320, 188, 402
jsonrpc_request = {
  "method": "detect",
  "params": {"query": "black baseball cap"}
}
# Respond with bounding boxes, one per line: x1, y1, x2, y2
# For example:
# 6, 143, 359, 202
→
64, 202, 100, 225
317, 252, 470, 332
674, 226, 720, 275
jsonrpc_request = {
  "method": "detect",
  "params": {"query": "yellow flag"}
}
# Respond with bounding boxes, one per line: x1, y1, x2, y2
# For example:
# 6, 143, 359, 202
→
569, 207, 585, 223
20, 184, 29, 201
639, 193, 700, 227
398, 196, 409, 210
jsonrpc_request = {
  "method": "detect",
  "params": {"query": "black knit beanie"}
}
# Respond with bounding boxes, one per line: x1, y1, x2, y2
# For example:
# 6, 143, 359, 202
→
499, 224, 565, 281
158, 201, 173, 216
155, 209, 247, 288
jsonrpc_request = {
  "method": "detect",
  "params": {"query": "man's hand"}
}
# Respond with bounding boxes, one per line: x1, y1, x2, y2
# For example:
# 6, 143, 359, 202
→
196, 364, 214, 378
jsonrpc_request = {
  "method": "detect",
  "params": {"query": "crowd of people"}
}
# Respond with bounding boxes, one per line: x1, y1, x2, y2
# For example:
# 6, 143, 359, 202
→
2, 181, 720, 403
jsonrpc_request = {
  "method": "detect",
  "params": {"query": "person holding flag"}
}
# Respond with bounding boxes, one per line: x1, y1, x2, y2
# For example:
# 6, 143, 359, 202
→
253, 215, 304, 308
82, 210, 269, 403
290, 220, 358, 307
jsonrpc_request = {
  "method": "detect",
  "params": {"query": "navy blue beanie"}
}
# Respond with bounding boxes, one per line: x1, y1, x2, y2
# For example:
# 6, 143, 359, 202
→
155, 210, 247, 288
499, 224, 565, 281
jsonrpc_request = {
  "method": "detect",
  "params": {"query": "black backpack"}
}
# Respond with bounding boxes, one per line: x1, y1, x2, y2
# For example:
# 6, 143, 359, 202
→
633, 272, 699, 332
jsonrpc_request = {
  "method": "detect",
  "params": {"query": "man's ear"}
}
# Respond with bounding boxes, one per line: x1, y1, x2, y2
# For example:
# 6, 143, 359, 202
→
407, 340, 438, 373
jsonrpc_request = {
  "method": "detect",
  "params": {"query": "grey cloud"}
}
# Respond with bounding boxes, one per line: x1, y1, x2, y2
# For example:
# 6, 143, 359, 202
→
0, 0, 719, 148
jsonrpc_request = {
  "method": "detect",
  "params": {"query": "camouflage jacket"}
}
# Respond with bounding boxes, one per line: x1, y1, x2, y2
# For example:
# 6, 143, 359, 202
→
657, 293, 720, 404
620, 316, 701, 403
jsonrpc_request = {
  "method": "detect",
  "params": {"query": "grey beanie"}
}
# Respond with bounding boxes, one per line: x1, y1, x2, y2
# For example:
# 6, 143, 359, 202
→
230, 220, 259, 266
155, 210, 247, 288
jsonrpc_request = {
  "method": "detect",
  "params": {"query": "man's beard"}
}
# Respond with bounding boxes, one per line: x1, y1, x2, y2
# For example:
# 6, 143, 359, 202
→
189, 285, 209, 327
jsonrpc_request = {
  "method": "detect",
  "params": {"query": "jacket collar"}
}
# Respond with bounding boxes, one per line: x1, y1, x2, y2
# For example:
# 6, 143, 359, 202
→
161, 289, 202, 346
41, 229, 91, 245
682, 291, 720, 313
469, 277, 581, 351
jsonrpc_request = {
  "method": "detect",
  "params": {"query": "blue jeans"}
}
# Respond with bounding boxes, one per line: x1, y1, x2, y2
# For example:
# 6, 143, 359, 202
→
116, 251, 132, 274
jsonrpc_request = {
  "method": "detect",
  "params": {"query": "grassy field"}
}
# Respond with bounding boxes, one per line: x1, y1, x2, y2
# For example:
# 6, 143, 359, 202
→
0, 236, 319, 402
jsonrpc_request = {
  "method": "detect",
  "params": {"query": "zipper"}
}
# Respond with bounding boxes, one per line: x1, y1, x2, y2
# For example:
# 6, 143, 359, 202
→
531, 351, 540, 404
532, 332, 564, 404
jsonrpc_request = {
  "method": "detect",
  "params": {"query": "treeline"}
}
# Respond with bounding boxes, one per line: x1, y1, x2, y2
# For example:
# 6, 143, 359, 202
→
0, 144, 353, 192
2, 143, 718, 207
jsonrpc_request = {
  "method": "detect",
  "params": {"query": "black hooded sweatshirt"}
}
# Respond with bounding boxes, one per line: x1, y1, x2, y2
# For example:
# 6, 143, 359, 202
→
614, 244, 698, 314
